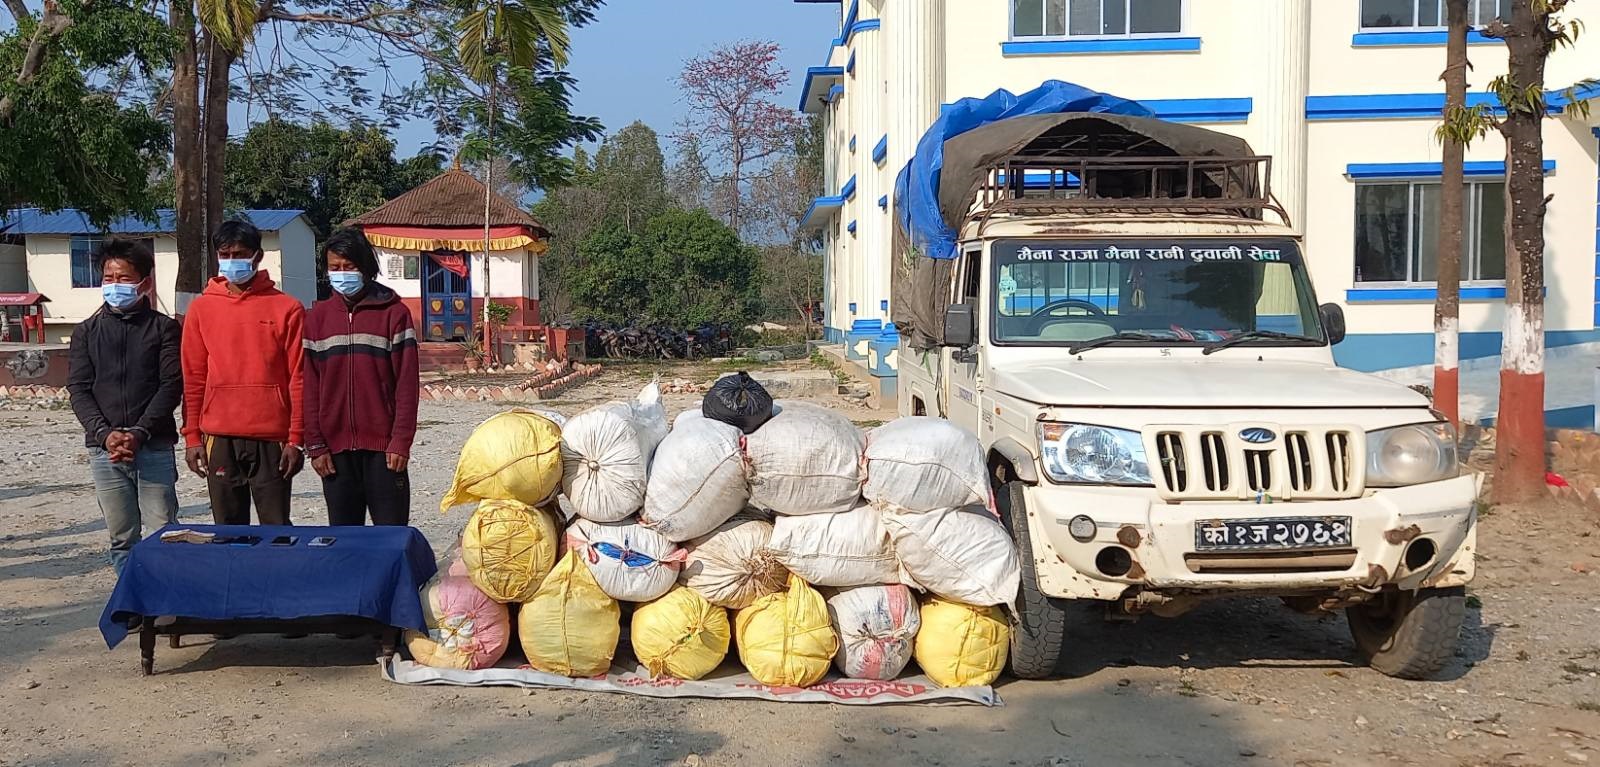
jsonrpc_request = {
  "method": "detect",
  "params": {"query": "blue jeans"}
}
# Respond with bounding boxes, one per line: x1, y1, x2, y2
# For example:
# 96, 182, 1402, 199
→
91, 445, 180, 575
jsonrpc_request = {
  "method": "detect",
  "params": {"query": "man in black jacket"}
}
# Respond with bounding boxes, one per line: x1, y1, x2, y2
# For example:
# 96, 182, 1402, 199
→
67, 238, 183, 574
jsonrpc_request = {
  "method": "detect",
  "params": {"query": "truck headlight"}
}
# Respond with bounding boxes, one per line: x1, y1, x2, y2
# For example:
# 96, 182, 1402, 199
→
1366, 422, 1459, 487
1038, 423, 1151, 485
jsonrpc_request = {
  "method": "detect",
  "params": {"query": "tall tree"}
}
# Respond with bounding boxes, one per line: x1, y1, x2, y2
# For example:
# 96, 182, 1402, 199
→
591, 121, 671, 231
667, 121, 713, 212
1468, 0, 1596, 502
750, 115, 825, 331
676, 40, 802, 234
1432, 0, 1473, 424
0, 2, 171, 223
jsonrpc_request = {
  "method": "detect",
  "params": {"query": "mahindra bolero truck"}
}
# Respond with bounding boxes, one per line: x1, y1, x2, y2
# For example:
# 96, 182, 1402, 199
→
894, 112, 1477, 680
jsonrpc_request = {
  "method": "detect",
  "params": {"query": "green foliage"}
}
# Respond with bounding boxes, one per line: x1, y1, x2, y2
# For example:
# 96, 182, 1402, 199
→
567, 209, 761, 327
455, 68, 604, 193
0, 5, 173, 225
486, 301, 516, 326
224, 119, 445, 238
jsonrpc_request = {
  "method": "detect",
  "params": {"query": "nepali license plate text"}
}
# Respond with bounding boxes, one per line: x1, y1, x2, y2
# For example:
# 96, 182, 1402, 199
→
1194, 516, 1353, 551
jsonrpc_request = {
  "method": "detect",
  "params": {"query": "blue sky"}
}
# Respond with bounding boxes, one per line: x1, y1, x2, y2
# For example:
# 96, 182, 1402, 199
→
392, 0, 839, 156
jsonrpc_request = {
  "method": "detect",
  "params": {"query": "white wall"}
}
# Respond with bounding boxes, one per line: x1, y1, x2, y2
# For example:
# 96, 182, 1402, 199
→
373, 245, 532, 300
270, 217, 317, 306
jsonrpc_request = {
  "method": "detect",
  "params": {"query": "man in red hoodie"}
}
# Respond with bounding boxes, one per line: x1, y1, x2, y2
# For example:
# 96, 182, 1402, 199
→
181, 220, 306, 524
302, 228, 419, 525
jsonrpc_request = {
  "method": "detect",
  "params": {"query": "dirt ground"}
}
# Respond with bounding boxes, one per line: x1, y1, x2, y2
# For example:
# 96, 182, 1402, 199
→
3, 364, 1600, 767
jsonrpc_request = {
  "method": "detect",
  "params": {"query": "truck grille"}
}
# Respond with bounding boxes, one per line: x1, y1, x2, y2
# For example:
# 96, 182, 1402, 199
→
1149, 424, 1364, 501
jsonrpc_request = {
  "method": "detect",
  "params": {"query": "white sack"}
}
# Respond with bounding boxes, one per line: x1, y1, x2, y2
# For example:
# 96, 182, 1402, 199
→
560, 384, 668, 523
766, 502, 899, 588
882, 505, 1019, 607
678, 511, 788, 609
863, 417, 988, 512
827, 584, 921, 680
529, 409, 568, 428
642, 415, 749, 542
568, 518, 685, 602
745, 401, 864, 516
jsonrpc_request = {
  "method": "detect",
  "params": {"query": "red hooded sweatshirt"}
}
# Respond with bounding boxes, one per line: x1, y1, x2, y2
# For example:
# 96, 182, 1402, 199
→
300, 282, 420, 458
181, 272, 307, 448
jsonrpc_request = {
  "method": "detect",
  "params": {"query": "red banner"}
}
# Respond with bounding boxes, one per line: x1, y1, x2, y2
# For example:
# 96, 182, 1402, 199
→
428, 252, 469, 278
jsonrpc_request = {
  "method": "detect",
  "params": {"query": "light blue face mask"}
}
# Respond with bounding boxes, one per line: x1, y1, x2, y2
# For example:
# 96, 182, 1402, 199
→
102, 282, 142, 310
328, 271, 365, 296
218, 258, 256, 284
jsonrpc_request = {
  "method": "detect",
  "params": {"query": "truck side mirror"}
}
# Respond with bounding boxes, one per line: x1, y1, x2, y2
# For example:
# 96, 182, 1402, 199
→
944, 303, 977, 347
1319, 303, 1346, 345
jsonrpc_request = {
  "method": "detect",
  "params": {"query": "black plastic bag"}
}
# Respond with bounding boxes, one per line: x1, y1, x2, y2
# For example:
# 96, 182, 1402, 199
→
702, 372, 775, 434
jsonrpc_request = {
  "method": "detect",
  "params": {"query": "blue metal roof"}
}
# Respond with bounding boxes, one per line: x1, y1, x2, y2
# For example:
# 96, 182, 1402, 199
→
0, 208, 307, 235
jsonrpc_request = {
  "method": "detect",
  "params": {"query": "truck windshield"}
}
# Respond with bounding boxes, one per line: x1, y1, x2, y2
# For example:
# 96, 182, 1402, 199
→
991, 239, 1324, 347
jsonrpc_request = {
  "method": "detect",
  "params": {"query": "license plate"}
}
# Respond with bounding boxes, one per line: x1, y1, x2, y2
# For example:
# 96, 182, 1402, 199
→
1194, 516, 1352, 552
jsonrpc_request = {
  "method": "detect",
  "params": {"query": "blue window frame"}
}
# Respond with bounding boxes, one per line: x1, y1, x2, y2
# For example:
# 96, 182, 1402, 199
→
1359, 0, 1507, 31
1353, 179, 1506, 285
70, 236, 102, 288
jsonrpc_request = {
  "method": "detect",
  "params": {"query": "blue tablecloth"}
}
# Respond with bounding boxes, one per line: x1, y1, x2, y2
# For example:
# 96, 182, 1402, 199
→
100, 524, 437, 648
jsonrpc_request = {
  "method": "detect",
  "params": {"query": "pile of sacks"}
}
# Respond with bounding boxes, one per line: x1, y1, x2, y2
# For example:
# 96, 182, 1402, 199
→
411, 374, 1019, 689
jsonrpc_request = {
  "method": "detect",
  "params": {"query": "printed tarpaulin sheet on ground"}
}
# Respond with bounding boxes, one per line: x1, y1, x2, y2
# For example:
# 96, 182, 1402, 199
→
381, 657, 1001, 706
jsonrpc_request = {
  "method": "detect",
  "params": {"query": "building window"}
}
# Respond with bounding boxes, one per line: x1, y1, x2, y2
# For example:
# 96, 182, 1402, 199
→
70, 236, 101, 288
1354, 180, 1506, 284
1359, 0, 1507, 30
1012, 0, 1182, 38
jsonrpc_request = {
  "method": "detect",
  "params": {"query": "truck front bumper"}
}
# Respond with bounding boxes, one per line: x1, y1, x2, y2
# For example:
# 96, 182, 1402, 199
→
1023, 475, 1479, 601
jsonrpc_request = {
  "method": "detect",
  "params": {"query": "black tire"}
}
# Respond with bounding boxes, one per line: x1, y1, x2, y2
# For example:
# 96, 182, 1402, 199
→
997, 479, 1069, 679
1346, 586, 1465, 680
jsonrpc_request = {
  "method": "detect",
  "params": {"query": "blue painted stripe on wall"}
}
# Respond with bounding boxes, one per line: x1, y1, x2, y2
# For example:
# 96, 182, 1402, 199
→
849, 135, 856, 152
841, 175, 857, 200
1350, 30, 1495, 46
1001, 37, 1202, 55
1306, 89, 1584, 120
1140, 97, 1253, 124
845, 18, 880, 45
1333, 329, 1600, 372
846, 51, 855, 74
849, 319, 883, 333
877, 195, 888, 209
872, 135, 888, 164
1346, 160, 1556, 178
1346, 286, 1509, 302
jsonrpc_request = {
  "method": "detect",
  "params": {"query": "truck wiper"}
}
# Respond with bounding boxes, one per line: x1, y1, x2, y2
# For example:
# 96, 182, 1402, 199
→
1067, 331, 1158, 354
1201, 330, 1321, 355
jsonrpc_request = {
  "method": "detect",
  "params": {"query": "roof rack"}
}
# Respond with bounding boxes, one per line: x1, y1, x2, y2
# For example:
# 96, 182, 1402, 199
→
972, 155, 1290, 231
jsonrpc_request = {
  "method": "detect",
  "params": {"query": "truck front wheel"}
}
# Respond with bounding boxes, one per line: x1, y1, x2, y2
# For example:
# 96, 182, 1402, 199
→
997, 480, 1068, 679
1346, 587, 1466, 680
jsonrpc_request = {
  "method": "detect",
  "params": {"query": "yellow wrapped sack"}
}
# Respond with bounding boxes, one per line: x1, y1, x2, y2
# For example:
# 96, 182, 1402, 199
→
462, 500, 559, 603
441, 410, 563, 511
520, 551, 621, 677
631, 587, 731, 680
913, 596, 1009, 688
734, 574, 837, 687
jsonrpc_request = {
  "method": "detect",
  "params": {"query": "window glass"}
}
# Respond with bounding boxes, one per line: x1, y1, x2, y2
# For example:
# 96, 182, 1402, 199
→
1046, 0, 1068, 35
70, 236, 101, 288
1130, 0, 1181, 34
1068, 0, 1099, 35
1417, 0, 1441, 27
1475, 182, 1506, 281
1362, 0, 1416, 28
1354, 184, 1410, 282
1013, 0, 1044, 36
1102, 0, 1126, 34
1410, 182, 1440, 282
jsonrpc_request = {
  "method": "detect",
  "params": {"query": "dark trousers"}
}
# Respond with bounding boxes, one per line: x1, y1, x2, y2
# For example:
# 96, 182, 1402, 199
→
323, 450, 411, 526
205, 436, 292, 525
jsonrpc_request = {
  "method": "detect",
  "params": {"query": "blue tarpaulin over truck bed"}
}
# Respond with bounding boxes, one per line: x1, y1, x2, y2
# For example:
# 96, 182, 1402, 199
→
892, 80, 1152, 264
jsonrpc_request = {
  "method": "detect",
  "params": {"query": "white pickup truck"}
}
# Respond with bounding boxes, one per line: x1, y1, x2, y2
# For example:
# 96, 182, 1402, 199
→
893, 113, 1477, 680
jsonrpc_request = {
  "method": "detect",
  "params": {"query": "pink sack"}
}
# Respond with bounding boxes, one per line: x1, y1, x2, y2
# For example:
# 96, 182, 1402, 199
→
405, 576, 512, 670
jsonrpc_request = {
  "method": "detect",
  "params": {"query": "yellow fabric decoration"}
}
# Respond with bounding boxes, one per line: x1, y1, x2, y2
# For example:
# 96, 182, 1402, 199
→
363, 232, 548, 254
520, 551, 621, 678
631, 587, 731, 681
441, 410, 563, 511
734, 574, 838, 687
913, 596, 1010, 688
461, 500, 559, 603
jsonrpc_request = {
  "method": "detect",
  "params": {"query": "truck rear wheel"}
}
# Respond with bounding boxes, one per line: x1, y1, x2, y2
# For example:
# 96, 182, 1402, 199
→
997, 480, 1068, 679
1346, 587, 1465, 680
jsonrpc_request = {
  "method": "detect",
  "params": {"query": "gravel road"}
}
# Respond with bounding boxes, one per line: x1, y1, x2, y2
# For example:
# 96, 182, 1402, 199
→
1, 367, 1598, 767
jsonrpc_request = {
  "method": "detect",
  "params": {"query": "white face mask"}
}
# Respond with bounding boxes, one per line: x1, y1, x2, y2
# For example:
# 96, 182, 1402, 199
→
218, 258, 256, 284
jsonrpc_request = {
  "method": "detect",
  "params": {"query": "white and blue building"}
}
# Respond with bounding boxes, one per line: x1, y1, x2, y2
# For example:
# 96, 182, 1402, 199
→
797, 0, 1600, 425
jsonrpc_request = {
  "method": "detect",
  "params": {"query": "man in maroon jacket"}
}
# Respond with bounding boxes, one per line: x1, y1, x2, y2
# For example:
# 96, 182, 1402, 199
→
302, 228, 420, 525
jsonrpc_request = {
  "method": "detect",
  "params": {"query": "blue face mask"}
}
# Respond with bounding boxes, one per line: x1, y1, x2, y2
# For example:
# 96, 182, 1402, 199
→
328, 271, 365, 296
102, 282, 142, 310
218, 258, 256, 284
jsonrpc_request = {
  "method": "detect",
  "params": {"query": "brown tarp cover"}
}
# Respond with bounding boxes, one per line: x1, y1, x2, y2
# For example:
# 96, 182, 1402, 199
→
893, 113, 1258, 350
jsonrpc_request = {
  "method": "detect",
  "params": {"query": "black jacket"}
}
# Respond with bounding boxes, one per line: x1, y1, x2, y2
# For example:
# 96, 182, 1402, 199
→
67, 300, 183, 449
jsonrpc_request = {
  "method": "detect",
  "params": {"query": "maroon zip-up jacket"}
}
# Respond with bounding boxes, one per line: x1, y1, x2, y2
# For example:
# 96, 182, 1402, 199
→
302, 282, 420, 459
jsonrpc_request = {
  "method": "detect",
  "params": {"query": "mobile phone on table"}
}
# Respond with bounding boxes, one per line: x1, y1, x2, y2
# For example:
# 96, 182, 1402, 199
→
270, 535, 298, 547
308, 536, 336, 548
